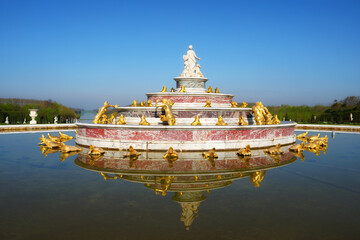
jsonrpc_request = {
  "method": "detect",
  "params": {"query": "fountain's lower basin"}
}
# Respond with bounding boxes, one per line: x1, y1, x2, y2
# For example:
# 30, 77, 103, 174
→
75, 122, 296, 150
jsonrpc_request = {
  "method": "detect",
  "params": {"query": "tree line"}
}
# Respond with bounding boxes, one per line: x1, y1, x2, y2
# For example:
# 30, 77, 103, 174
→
0, 98, 80, 124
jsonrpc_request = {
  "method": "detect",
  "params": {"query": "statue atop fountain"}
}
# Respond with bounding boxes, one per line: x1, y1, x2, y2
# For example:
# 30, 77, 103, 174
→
180, 45, 202, 77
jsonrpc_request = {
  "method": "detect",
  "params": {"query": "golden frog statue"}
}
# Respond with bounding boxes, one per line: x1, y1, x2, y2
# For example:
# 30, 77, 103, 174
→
88, 145, 105, 156
264, 144, 283, 155
204, 100, 211, 107
238, 116, 248, 125
161, 86, 167, 92
116, 114, 126, 125
240, 102, 248, 108
207, 86, 213, 93
191, 115, 201, 126
237, 145, 252, 157
147, 100, 154, 107
139, 115, 151, 125
179, 85, 186, 92
215, 87, 219, 93
132, 100, 137, 107
231, 101, 238, 107
123, 145, 141, 158
60, 143, 82, 153
289, 142, 305, 153
202, 148, 218, 159
59, 131, 73, 141
216, 115, 228, 126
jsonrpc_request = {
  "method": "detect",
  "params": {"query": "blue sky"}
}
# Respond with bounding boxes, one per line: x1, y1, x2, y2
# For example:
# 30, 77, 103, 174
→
1, 0, 359, 109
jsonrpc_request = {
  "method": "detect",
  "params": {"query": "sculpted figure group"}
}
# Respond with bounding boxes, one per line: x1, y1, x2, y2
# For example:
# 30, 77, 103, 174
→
180, 45, 203, 78
252, 102, 280, 125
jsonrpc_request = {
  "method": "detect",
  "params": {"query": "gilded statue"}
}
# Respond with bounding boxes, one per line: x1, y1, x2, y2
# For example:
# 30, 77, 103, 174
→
263, 106, 274, 125
156, 99, 176, 126
238, 116, 248, 125
163, 147, 178, 168
303, 142, 320, 150
180, 45, 201, 77
43, 138, 62, 149
215, 87, 219, 93
252, 102, 265, 125
289, 142, 305, 153
272, 115, 281, 124
308, 133, 320, 143
93, 101, 118, 124
88, 145, 105, 155
250, 171, 266, 187
237, 145, 252, 157
231, 101, 238, 108
171, 88, 175, 92
123, 145, 141, 158
168, 100, 174, 106
140, 101, 146, 107
216, 115, 228, 126
179, 85, 186, 92
161, 86, 167, 92
207, 86, 213, 93
48, 133, 61, 142
264, 144, 283, 155
100, 115, 107, 124
240, 102, 248, 108
296, 132, 308, 140
59, 131, 73, 141
116, 114, 126, 125
139, 115, 151, 125
60, 143, 82, 153
132, 100, 137, 107
191, 115, 201, 126
292, 151, 305, 161
106, 113, 116, 124
204, 100, 211, 107
147, 100, 154, 107
202, 148, 218, 159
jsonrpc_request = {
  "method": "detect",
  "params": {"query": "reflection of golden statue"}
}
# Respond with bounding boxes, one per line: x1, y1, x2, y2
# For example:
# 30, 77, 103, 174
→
180, 202, 200, 230
240, 102, 248, 108
147, 100, 154, 107
179, 85, 186, 92
116, 114, 126, 125
161, 86, 167, 92
132, 100, 137, 107
250, 170, 266, 187
100, 172, 118, 181
155, 176, 174, 196
157, 99, 176, 126
292, 151, 305, 161
238, 116, 248, 125
139, 115, 151, 125
231, 101, 238, 107
191, 115, 201, 126
216, 115, 228, 126
215, 87, 219, 93
204, 100, 211, 107
123, 145, 141, 158
202, 148, 218, 159
264, 144, 283, 155
207, 86, 213, 93
88, 145, 105, 156
237, 145, 251, 157
59, 131, 73, 141
93, 101, 118, 124
60, 151, 78, 162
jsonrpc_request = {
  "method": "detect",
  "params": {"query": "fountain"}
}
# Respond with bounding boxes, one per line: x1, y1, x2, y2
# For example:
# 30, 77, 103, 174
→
76, 46, 296, 150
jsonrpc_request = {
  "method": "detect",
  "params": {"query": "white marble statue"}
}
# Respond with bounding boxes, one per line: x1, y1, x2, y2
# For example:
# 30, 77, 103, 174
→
54, 116, 58, 124
180, 45, 202, 77
23, 118, 26, 124
5, 116, 9, 124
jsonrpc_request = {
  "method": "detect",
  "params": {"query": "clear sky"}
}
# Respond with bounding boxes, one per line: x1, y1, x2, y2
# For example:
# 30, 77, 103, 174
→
1, 0, 359, 109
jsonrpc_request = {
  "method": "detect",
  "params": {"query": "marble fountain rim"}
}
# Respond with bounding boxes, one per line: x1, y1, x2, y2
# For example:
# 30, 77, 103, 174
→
76, 122, 296, 130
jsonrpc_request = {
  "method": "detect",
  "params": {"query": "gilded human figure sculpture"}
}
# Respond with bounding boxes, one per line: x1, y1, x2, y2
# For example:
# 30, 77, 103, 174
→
180, 45, 201, 77
204, 100, 211, 107
250, 170, 266, 187
231, 101, 238, 108
93, 101, 118, 124
139, 115, 151, 125
216, 115, 228, 126
116, 114, 126, 125
252, 102, 265, 125
238, 116, 248, 125
179, 85, 186, 92
191, 115, 201, 126
161, 86, 167, 92
157, 99, 176, 126
207, 86, 213, 93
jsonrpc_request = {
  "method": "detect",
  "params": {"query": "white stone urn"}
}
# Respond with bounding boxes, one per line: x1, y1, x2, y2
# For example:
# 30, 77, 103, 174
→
29, 109, 38, 124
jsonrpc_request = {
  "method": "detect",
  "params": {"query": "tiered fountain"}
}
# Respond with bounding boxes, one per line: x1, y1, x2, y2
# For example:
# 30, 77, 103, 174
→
75, 45, 296, 150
